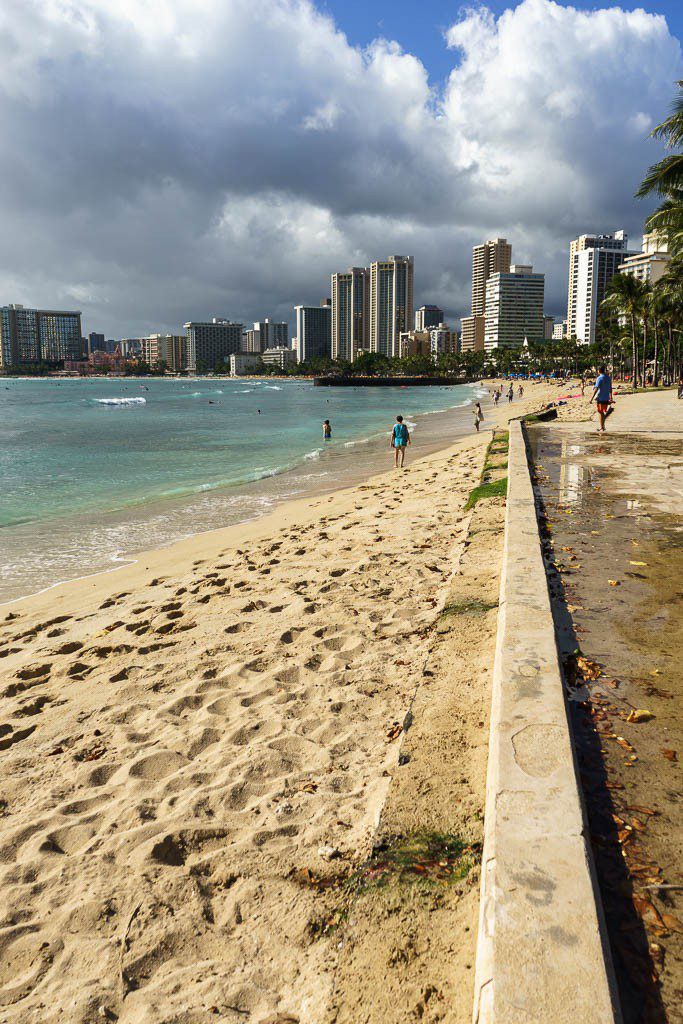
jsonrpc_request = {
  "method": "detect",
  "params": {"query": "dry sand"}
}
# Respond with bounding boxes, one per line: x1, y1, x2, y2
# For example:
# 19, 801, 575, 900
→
0, 382, 564, 1024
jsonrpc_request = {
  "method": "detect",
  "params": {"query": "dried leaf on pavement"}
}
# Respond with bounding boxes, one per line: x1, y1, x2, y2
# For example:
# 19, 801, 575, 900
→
627, 709, 655, 724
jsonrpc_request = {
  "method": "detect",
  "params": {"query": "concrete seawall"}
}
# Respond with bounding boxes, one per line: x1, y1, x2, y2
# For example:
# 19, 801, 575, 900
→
472, 420, 620, 1023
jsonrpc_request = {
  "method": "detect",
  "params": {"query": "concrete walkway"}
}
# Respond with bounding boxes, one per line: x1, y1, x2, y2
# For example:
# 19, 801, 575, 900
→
527, 389, 682, 1021
472, 419, 620, 1023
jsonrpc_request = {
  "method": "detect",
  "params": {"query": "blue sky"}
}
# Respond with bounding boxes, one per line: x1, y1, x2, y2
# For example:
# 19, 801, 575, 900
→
323, 0, 683, 84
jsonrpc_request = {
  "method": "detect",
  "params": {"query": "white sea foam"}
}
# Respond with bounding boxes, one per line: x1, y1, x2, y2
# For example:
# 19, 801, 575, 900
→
94, 397, 146, 407
264, 385, 282, 390
304, 448, 322, 460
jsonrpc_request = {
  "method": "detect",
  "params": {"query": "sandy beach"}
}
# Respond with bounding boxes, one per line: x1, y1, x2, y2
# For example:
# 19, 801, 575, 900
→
0, 380, 580, 1023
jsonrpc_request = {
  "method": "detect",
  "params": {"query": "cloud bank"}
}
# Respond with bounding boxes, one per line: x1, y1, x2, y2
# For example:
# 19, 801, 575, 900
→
0, 0, 680, 336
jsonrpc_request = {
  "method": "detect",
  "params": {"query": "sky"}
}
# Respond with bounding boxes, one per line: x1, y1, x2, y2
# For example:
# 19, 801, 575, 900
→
1, 0, 681, 340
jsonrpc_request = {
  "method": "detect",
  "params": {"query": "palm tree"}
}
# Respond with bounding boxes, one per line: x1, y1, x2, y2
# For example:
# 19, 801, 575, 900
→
654, 253, 683, 381
602, 274, 649, 388
636, 81, 683, 256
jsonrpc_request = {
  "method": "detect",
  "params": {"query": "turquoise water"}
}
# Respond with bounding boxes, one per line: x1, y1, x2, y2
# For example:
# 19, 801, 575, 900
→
0, 377, 485, 600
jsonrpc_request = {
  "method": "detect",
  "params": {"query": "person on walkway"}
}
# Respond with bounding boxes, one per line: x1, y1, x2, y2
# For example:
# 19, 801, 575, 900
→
473, 402, 484, 432
322, 419, 332, 439
590, 365, 614, 432
391, 415, 411, 468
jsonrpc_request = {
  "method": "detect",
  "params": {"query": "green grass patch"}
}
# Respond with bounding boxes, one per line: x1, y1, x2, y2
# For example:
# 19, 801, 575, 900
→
484, 458, 508, 473
304, 830, 480, 938
465, 477, 508, 509
440, 598, 498, 617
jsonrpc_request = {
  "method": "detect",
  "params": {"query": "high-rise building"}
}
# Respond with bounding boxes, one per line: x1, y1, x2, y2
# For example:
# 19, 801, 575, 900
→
0, 304, 82, 368
184, 318, 243, 373
618, 230, 670, 287
552, 321, 566, 341
543, 315, 555, 341
242, 327, 262, 353
398, 330, 431, 359
472, 239, 512, 316
369, 255, 414, 358
460, 314, 486, 353
574, 245, 640, 346
415, 305, 444, 331
566, 231, 631, 341
88, 332, 105, 355
331, 267, 369, 362
429, 323, 459, 357
294, 301, 332, 363
242, 319, 289, 353
484, 265, 545, 352
140, 334, 187, 372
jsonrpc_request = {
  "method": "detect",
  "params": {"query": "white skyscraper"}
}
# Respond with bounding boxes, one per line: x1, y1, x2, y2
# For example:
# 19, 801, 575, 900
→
331, 267, 369, 362
484, 265, 545, 352
369, 255, 414, 358
566, 231, 634, 342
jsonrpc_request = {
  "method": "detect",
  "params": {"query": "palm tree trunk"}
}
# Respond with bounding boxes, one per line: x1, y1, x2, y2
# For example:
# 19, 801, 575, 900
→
630, 311, 638, 390
642, 319, 649, 387
653, 315, 659, 386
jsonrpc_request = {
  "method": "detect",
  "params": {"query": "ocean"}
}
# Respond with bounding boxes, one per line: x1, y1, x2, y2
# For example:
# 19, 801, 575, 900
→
0, 376, 487, 602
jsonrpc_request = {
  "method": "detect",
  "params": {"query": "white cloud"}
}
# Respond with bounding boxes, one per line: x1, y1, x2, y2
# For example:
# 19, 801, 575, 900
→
0, 0, 680, 335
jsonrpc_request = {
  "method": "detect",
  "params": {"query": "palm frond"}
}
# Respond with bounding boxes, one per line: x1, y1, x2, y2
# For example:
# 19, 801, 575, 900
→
635, 154, 683, 198
650, 81, 683, 148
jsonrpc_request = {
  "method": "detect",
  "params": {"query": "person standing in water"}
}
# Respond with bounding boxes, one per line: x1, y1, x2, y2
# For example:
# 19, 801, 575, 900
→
391, 415, 411, 468
323, 419, 332, 439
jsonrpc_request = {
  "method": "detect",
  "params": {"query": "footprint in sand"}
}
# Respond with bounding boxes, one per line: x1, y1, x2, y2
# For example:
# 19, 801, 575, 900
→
127, 749, 189, 781
0, 724, 37, 751
279, 628, 304, 646
53, 641, 83, 655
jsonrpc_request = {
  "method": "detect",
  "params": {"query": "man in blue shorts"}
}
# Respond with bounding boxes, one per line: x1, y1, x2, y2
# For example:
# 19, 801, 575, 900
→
391, 415, 411, 468
590, 365, 613, 433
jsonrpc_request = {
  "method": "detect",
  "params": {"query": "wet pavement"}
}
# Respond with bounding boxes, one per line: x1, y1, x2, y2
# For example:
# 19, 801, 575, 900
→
528, 419, 682, 1024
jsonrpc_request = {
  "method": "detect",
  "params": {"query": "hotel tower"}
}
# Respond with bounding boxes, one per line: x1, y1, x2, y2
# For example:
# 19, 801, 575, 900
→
369, 255, 414, 359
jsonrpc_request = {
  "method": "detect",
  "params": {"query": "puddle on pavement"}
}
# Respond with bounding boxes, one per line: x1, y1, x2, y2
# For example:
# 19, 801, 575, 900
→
528, 425, 683, 1024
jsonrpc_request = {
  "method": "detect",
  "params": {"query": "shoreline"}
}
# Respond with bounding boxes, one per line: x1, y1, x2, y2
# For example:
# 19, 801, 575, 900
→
1, 384, 489, 605
0, 379, 566, 611
0, 379, 569, 611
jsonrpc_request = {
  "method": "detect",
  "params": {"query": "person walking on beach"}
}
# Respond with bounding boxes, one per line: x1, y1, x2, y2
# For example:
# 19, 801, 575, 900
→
391, 415, 411, 468
508, 385, 514, 403
493, 390, 500, 407
323, 419, 332, 439
590, 365, 614, 433
473, 402, 484, 432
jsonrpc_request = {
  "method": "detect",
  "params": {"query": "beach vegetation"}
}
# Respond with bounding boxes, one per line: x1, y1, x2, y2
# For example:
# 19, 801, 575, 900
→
304, 830, 480, 939
465, 478, 508, 509
440, 598, 498, 617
